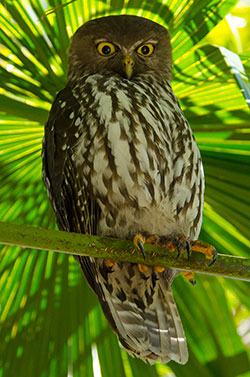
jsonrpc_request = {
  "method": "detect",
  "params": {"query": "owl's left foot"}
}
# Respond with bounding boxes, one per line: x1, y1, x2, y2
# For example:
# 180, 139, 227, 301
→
133, 234, 218, 282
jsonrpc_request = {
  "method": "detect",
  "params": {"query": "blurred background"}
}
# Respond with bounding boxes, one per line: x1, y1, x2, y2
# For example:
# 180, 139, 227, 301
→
206, 0, 250, 53
0, 1, 250, 377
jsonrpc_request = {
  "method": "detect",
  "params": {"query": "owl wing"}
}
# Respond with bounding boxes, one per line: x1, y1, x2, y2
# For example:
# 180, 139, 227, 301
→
42, 86, 111, 302
42, 86, 82, 232
43, 87, 125, 334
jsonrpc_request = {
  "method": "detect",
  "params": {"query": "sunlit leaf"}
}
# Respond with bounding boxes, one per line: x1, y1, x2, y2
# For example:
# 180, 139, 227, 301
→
0, 1, 250, 377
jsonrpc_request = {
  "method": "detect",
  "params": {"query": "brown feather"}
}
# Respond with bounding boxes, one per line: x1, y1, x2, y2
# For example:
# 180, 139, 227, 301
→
42, 15, 204, 365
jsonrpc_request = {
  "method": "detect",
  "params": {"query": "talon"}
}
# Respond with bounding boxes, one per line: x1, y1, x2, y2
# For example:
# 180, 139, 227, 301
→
133, 234, 146, 260
138, 263, 149, 273
175, 243, 181, 258
209, 249, 218, 266
182, 271, 196, 286
104, 259, 116, 267
138, 239, 146, 260
186, 240, 191, 260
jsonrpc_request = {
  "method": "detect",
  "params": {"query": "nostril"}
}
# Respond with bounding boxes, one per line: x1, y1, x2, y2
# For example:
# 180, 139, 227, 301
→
123, 59, 134, 66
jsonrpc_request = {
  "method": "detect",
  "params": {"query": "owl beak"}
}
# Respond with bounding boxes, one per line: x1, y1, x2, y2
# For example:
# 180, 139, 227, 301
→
122, 55, 135, 79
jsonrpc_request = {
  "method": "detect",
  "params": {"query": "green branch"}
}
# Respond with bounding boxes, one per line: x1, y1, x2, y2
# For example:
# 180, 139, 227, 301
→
0, 221, 250, 281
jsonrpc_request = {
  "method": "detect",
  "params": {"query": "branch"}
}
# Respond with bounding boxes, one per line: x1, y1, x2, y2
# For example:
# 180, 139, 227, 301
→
0, 222, 250, 281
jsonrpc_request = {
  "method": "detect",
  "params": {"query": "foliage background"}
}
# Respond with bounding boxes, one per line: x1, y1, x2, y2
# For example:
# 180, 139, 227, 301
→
0, 0, 250, 376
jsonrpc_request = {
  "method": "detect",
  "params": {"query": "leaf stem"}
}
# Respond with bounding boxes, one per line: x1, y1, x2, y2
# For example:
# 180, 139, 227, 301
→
0, 222, 250, 281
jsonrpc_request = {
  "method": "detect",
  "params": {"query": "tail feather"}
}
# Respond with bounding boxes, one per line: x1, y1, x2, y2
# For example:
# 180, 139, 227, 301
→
80, 258, 188, 364
161, 284, 188, 364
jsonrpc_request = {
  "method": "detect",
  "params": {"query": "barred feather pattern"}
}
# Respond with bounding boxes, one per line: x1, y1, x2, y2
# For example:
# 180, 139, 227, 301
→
43, 71, 204, 365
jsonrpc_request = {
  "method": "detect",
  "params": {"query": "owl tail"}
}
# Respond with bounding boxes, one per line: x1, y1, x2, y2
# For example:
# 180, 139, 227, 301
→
96, 263, 188, 365
77, 256, 188, 364
115, 280, 187, 365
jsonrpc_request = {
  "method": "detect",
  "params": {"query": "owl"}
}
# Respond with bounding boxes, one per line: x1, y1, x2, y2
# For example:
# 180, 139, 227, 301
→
42, 15, 205, 365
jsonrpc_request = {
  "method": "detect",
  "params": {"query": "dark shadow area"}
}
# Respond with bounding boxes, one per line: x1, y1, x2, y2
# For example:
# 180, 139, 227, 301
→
0, 251, 99, 377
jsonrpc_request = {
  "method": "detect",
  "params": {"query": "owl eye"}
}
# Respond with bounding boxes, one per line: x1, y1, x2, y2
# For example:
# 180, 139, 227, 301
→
97, 42, 116, 56
137, 43, 154, 56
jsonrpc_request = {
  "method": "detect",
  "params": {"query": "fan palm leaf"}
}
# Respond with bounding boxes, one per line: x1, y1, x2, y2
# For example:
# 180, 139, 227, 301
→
0, 1, 250, 376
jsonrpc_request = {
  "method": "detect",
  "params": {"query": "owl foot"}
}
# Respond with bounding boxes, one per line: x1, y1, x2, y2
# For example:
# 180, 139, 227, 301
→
190, 240, 217, 266
133, 234, 165, 273
181, 240, 217, 286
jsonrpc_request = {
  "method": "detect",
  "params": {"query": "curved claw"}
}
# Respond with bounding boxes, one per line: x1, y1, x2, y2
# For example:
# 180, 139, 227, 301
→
176, 239, 191, 260
208, 248, 218, 266
186, 240, 191, 260
137, 238, 146, 260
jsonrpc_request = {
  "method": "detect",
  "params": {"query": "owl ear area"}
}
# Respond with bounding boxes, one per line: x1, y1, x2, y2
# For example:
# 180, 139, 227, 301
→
96, 42, 117, 56
136, 43, 155, 57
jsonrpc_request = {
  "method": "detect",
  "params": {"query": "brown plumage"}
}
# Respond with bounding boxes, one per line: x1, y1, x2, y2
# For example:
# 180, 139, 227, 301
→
42, 15, 204, 364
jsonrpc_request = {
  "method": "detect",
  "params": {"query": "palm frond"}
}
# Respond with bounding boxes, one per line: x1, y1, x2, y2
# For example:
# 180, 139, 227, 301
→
0, 1, 250, 376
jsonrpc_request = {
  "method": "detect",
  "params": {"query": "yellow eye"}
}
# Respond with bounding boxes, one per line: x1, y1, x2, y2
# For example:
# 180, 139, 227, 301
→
137, 43, 154, 56
97, 42, 116, 56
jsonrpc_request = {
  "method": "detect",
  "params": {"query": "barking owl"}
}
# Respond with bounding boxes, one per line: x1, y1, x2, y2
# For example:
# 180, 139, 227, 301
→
42, 15, 205, 365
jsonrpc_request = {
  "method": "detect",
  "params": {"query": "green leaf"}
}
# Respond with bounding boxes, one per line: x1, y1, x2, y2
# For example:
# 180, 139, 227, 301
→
1, 0, 250, 376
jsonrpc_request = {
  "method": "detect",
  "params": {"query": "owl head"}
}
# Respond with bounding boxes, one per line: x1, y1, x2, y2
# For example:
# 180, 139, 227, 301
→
68, 15, 172, 81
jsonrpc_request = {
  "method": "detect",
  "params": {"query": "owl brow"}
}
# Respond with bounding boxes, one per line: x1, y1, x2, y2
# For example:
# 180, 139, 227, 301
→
133, 39, 158, 49
144, 39, 158, 44
94, 38, 109, 44
94, 38, 120, 48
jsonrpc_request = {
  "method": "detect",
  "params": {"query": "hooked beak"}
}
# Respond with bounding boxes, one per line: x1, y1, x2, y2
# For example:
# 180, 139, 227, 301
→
122, 55, 135, 79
